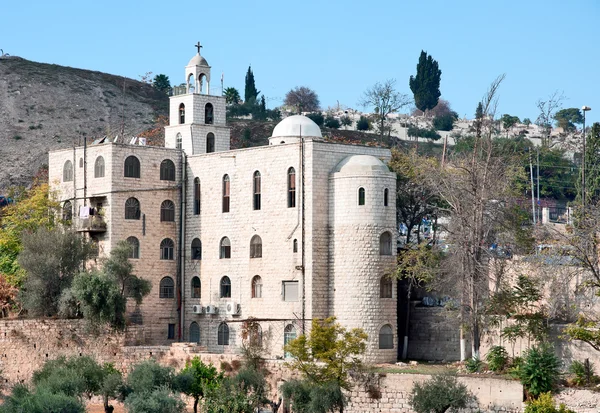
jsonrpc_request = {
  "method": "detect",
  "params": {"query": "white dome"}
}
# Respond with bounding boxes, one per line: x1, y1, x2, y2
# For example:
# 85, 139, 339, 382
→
271, 115, 322, 139
334, 155, 390, 174
187, 53, 209, 67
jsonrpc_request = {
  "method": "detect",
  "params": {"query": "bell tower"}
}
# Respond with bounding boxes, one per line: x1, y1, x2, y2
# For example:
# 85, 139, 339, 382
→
164, 42, 230, 154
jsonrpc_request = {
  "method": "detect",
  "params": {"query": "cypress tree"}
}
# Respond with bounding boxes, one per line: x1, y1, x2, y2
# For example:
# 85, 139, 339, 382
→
409, 51, 442, 114
244, 66, 260, 104
583, 122, 600, 203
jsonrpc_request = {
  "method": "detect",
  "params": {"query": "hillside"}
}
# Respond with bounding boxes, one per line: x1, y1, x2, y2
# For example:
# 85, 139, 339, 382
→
0, 56, 169, 190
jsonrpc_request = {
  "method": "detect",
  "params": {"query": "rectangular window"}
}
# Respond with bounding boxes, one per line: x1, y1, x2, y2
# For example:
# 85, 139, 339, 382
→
167, 323, 175, 339
282, 281, 299, 302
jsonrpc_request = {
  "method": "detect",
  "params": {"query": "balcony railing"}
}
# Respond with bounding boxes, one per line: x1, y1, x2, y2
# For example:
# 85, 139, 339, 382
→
77, 215, 107, 233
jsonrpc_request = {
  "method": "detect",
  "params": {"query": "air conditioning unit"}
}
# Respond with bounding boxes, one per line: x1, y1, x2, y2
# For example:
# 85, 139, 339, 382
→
205, 305, 218, 315
225, 301, 240, 315
192, 305, 203, 314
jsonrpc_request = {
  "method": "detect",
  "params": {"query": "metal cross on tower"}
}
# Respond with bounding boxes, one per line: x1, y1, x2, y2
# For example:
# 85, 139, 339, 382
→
195, 42, 202, 54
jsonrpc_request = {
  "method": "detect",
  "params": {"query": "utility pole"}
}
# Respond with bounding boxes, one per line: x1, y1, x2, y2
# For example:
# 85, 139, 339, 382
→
537, 147, 540, 219
530, 151, 536, 225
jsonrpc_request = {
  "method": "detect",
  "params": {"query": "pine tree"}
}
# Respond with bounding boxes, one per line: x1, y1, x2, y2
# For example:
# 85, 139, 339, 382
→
583, 123, 600, 203
409, 51, 442, 114
244, 66, 260, 104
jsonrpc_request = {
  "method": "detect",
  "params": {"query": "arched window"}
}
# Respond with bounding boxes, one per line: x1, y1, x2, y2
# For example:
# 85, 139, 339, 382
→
124, 156, 140, 178
358, 187, 366, 206
127, 236, 140, 259
191, 238, 202, 260
193, 177, 201, 215
220, 237, 231, 259
190, 322, 200, 343
222, 175, 230, 213
188, 74, 196, 93
218, 322, 229, 346
379, 325, 393, 349
160, 200, 175, 222
159, 276, 174, 298
94, 156, 105, 178
206, 133, 215, 153
380, 231, 392, 256
284, 324, 297, 357
220, 276, 231, 298
160, 159, 176, 181
160, 238, 175, 260
380, 276, 392, 298
384, 188, 389, 207
205, 103, 214, 124
125, 197, 141, 220
251, 275, 262, 298
288, 167, 296, 208
248, 323, 263, 347
176, 133, 182, 149
253, 171, 261, 210
62, 201, 73, 221
63, 160, 73, 182
191, 276, 201, 298
179, 103, 185, 124
250, 235, 262, 258
293, 239, 298, 253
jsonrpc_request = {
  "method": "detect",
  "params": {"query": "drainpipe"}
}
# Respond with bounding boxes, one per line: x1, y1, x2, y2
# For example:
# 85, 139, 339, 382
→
301, 127, 306, 334
178, 152, 187, 341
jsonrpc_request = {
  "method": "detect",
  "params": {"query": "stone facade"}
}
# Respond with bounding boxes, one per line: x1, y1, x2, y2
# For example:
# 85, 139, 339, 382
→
47, 48, 398, 363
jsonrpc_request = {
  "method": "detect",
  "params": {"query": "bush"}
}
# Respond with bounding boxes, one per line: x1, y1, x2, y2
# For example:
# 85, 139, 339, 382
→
126, 360, 174, 395
125, 387, 185, 413
324, 115, 340, 129
486, 346, 509, 372
524, 392, 576, 413
408, 374, 474, 413
356, 115, 370, 131
465, 356, 483, 373
432, 113, 456, 131
306, 112, 324, 127
519, 344, 561, 397
407, 125, 442, 141
569, 359, 596, 386
0, 385, 86, 413
509, 356, 524, 379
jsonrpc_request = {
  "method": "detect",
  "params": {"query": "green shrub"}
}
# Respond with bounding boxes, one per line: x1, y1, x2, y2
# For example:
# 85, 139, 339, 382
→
524, 392, 575, 413
465, 356, 483, 373
0, 384, 85, 413
519, 344, 561, 397
356, 116, 370, 131
324, 115, 340, 129
508, 356, 523, 379
432, 114, 456, 131
125, 387, 185, 413
306, 112, 324, 127
569, 359, 596, 386
408, 374, 474, 413
486, 346, 509, 372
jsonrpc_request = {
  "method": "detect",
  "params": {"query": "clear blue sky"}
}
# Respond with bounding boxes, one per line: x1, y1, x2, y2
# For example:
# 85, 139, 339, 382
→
2, 0, 599, 125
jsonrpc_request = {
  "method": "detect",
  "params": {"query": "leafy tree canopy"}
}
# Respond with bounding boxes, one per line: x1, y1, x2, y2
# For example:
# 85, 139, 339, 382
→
284, 86, 320, 113
307, 112, 324, 127
284, 317, 367, 390
152, 74, 171, 94
554, 107, 583, 131
0, 183, 59, 286
324, 114, 341, 129
176, 357, 223, 413
409, 374, 474, 413
409, 50, 442, 113
224, 87, 241, 105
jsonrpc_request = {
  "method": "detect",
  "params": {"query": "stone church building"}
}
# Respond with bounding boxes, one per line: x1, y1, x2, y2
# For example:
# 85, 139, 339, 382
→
48, 48, 398, 363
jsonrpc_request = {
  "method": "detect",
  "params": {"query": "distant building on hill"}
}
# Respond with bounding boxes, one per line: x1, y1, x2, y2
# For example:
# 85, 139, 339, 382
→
48, 46, 397, 362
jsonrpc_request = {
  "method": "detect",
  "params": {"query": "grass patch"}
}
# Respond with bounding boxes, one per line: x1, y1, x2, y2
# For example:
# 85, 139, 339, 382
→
377, 363, 458, 375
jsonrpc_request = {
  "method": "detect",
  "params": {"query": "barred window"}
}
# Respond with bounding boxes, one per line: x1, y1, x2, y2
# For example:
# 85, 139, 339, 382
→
63, 160, 73, 182
159, 276, 174, 298
205, 103, 214, 124
160, 238, 175, 260
160, 200, 175, 222
94, 156, 105, 178
379, 325, 393, 349
218, 322, 229, 345
160, 159, 176, 181
191, 238, 202, 260
253, 171, 261, 210
190, 322, 200, 343
287, 167, 296, 208
191, 276, 201, 298
250, 235, 262, 258
284, 324, 297, 358
125, 197, 141, 220
127, 236, 140, 259
124, 156, 140, 178
380, 276, 392, 298
220, 276, 231, 298
220, 237, 231, 259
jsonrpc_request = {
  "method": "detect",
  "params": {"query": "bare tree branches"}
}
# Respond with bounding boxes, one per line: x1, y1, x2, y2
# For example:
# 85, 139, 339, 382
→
359, 79, 412, 142
536, 91, 565, 146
